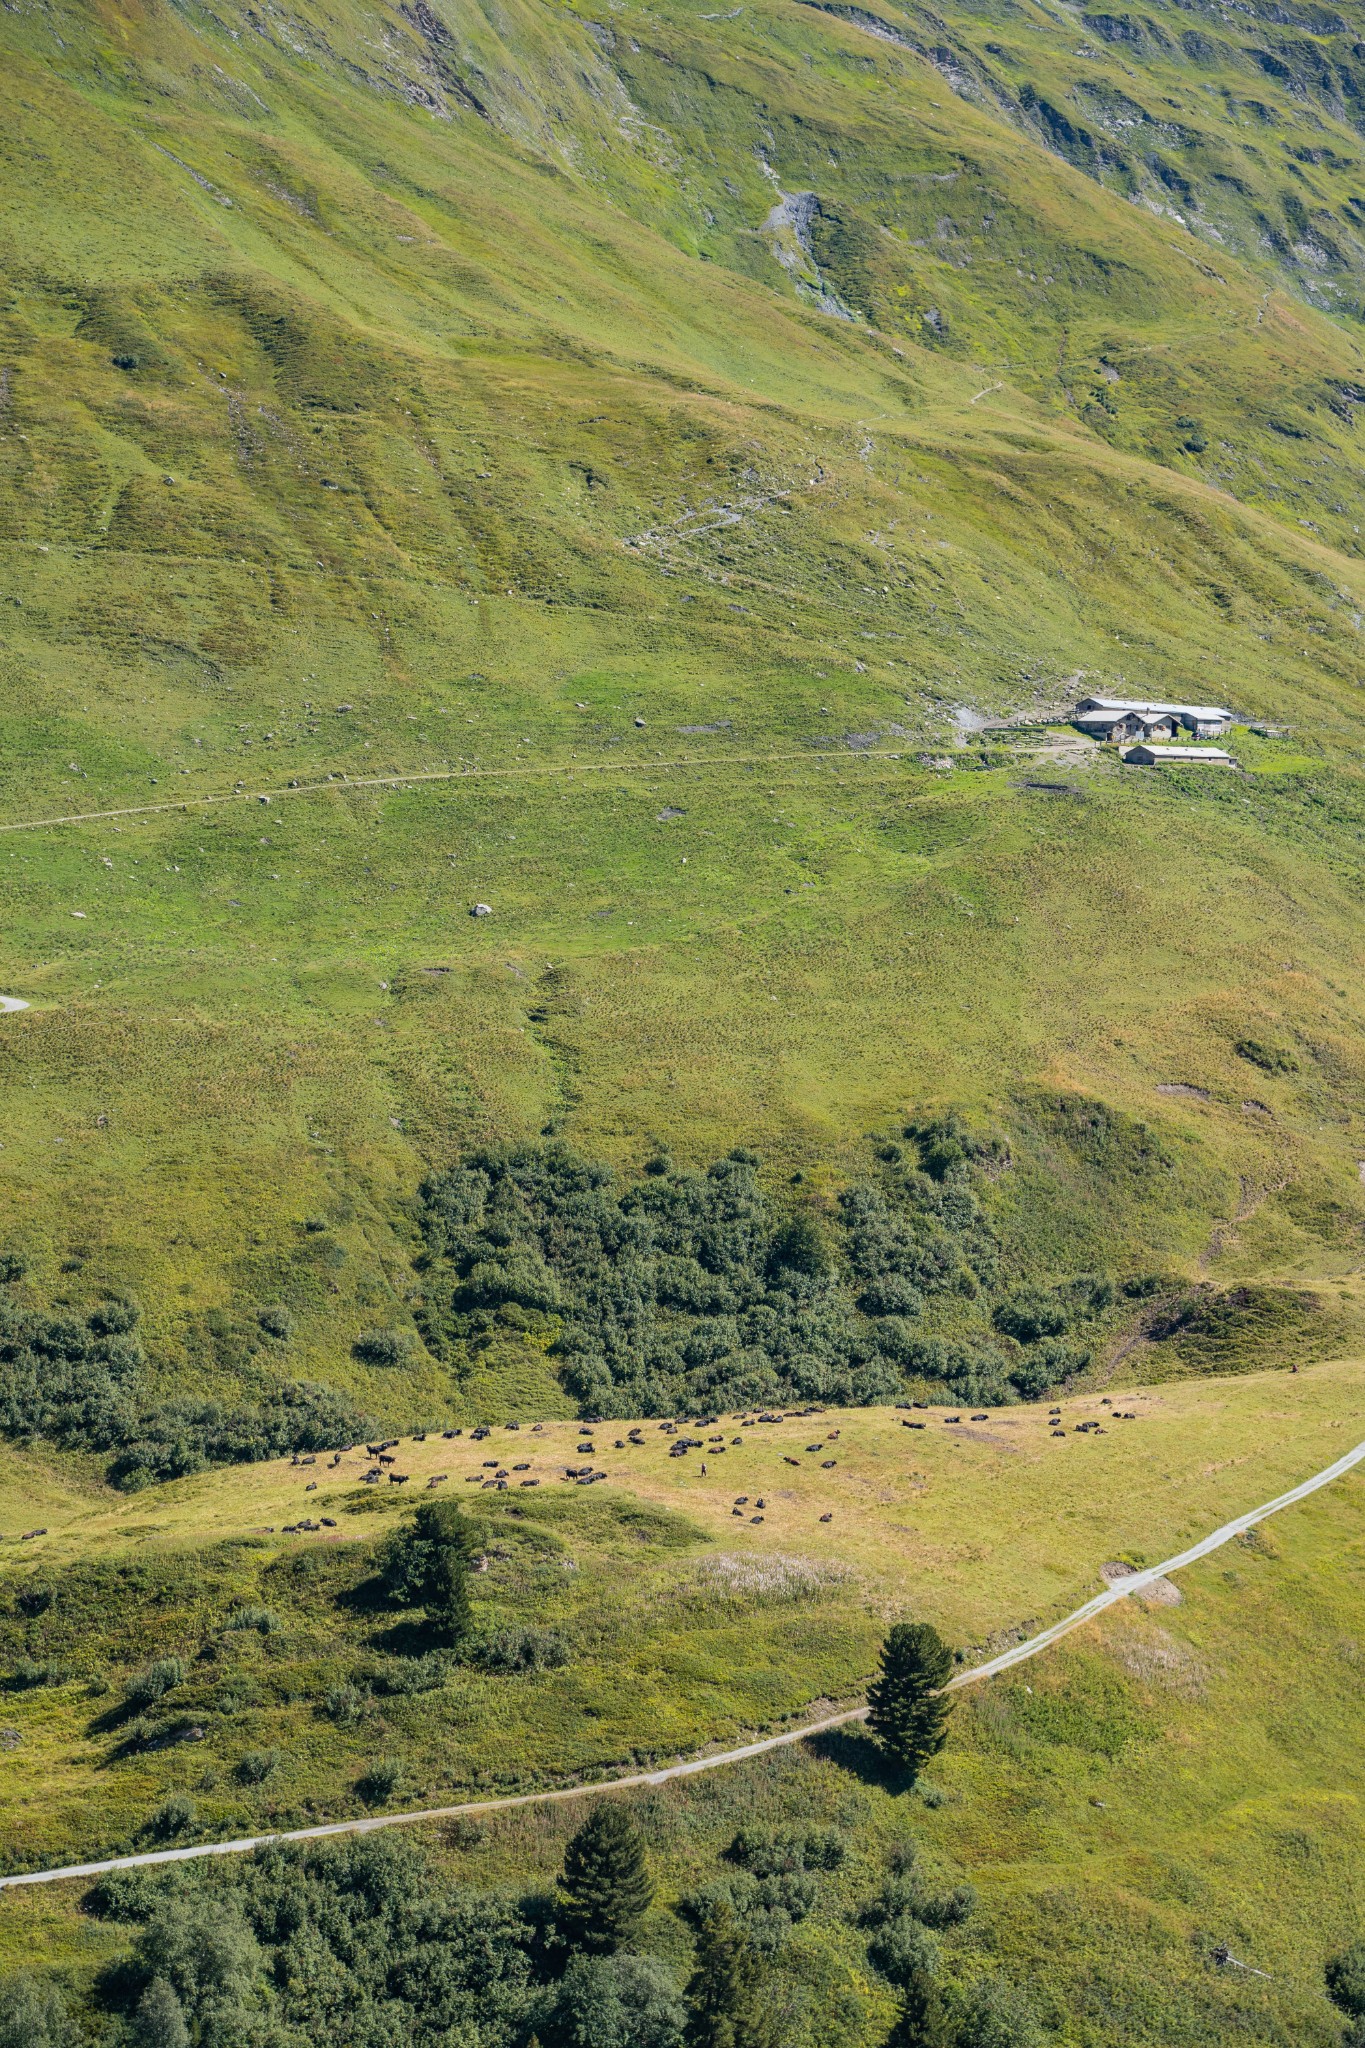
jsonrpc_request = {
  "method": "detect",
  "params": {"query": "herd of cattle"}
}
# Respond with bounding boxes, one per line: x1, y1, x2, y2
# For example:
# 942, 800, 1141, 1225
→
264, 1396, 1146, 1537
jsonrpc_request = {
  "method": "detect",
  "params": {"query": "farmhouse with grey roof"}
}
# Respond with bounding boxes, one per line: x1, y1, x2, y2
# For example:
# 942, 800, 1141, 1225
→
1073, 694, 1234, 743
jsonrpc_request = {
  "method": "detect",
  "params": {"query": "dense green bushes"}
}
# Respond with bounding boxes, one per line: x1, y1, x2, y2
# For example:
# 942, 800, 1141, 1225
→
64, 1821, 1034, 2047
0, 1286, 365, 1489
414, 1131, 1072, 1415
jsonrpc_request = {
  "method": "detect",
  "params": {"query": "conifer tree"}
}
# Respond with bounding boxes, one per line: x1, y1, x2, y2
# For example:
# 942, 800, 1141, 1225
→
684, 1904, 780, 2048
558, 1800, 654, 1955
379, 1498, 475, 1641
867, 1623, 955, 1781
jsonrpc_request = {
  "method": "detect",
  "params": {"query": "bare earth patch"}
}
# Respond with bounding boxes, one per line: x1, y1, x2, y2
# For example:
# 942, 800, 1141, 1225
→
1102, 1561, 1183, 1606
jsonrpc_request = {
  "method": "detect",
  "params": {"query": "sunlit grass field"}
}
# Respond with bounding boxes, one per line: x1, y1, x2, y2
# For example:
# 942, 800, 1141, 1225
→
0, 1358, 1358, 1886
2, 1376, 1362, 2048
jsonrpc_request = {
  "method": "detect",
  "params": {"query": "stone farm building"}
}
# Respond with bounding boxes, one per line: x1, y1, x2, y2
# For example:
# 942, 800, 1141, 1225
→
1122, 742, 1236, 767
1072, 695, 1234, 742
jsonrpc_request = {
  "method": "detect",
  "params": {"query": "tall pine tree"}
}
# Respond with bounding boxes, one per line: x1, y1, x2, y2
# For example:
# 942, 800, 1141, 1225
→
866, 1623, 955, 1782
684, 1905, 780, 2048
558, 1800, 654, 1955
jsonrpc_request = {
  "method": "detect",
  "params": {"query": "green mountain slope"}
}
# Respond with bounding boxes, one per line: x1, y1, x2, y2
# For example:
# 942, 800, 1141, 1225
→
2, 0, 1365, 1421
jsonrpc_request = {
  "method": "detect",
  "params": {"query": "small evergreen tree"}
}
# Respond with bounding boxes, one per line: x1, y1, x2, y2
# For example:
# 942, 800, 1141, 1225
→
867, 1623, 955, 1782
379, 1498, 476, 1640
884, 1971, 952, 2048
135, 1977, 190, 2048
558, 1800, 654, 1955
868, 1915, 948, 2048
684, 1904, 780, 2048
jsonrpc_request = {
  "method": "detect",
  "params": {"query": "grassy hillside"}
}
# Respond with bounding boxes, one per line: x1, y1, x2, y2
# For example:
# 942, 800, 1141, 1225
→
5, 0, 1365, 2028
0, 1373, 1362, 2046
0, 1358, 1358, 1877
4, 0, 1365, 1426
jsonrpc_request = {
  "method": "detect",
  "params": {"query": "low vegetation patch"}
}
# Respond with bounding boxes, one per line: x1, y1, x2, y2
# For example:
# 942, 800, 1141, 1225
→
414, 1130, 1128, 1415
0, 1284, 365, 1490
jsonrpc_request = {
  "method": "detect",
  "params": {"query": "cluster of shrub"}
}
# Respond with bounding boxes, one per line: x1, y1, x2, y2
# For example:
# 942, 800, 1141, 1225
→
415, 1125, 1113, 1413
0, 1276, 365, 1490
1, 1797, 1041, 2048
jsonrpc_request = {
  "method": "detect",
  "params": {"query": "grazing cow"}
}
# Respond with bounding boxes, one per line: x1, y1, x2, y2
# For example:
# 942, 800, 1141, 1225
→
443, 1428, 461, 1439
321, 1517, 337, 1527
783, 1456, 800, 1467
305, 1481, 317, 1492
821, 1460, 836, 1469
819, 1513, 833, 1524
1051, 1429, 1066, 1438
750, 1515, 764, 1524
756, 1497, 766, 1509
971, 1413, 988, 1422
520, 1478, 540, 1487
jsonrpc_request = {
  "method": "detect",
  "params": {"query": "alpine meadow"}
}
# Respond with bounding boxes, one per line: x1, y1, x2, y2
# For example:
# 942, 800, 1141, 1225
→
3, 0, 1365, 2038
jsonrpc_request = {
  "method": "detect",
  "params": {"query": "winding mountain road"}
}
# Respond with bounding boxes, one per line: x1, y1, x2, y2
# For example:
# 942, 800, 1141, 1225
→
2, 1430, 1361, 1893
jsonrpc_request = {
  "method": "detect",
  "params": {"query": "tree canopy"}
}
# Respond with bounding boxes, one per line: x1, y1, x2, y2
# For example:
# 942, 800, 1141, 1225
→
378, 1498, 477, 1640
867, 1624, 956, 1783
558, 1801, 655, 1956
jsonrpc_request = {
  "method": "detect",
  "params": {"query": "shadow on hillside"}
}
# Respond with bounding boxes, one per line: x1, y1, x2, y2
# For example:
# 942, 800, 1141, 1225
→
806, 1725, 909, 1794
367, 1617, 447, 1658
